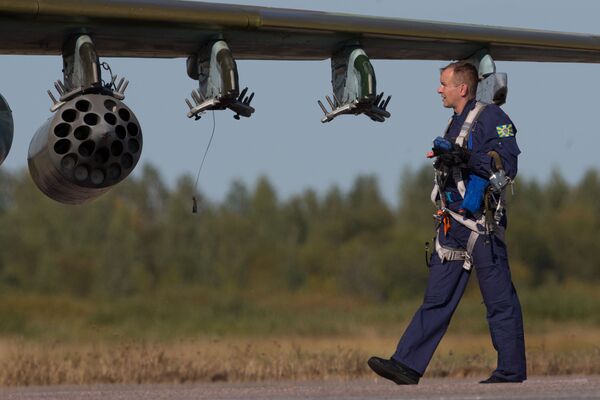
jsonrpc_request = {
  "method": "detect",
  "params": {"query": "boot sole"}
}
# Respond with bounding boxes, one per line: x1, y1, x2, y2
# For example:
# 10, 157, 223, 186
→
367, 358, 418, 385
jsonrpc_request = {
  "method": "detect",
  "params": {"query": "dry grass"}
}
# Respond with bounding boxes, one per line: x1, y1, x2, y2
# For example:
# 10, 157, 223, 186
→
0, 328, 598, 386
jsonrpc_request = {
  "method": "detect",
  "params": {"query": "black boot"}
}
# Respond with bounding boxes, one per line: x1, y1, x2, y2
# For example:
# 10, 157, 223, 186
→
367, 357, 420, 385
479, 375, 523, 384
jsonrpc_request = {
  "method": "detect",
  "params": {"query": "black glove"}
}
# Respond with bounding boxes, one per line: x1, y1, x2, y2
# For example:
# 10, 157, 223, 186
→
428, 137, 470, 168
437, 145, 470, 166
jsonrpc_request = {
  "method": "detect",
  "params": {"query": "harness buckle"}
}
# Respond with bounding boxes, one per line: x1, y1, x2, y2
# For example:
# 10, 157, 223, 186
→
463, 253, 473, 271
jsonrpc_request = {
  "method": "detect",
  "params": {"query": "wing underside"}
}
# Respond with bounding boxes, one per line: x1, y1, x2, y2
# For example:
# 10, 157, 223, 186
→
2, 0, 599, 205
0, 0, 599, 62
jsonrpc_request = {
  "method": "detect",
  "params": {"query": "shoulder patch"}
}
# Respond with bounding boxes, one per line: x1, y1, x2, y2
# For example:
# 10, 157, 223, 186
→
496, 124, 515, 138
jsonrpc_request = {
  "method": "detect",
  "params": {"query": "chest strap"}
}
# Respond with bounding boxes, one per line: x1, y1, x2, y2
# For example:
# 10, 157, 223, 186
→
455, 101, 487, 148
454, 101, 487, 198
431, 101, 488, 206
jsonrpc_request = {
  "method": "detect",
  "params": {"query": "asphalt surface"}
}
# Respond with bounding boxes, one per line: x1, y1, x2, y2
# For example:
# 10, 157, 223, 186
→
0, 376, 598, 400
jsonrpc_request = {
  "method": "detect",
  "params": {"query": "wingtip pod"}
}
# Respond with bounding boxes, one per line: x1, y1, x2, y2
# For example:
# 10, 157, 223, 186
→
0, 93, 14, 167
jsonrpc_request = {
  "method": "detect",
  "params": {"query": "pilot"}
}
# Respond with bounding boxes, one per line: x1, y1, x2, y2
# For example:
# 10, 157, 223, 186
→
368, 61, 526, 384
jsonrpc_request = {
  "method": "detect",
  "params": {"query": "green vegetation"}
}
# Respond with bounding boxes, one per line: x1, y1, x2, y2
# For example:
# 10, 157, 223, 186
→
0, 284, 598, 341
0, 165, 598, 340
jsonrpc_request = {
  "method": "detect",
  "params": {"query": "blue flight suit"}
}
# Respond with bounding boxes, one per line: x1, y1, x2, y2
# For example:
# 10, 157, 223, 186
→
392, 99, 527, 382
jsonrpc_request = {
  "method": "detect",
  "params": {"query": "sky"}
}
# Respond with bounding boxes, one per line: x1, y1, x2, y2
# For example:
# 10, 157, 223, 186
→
2, 0, 600, 205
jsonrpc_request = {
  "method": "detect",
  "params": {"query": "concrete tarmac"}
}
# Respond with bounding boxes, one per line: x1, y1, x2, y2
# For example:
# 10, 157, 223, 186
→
0, 376, 598, 400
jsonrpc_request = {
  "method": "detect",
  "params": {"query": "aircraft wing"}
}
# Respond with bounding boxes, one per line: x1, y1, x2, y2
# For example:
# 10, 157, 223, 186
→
1, 0, 600, 62
4, 0, 600, 205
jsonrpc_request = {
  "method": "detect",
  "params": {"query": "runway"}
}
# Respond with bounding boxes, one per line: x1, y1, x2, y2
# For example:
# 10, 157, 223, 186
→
1, 376, 598, 400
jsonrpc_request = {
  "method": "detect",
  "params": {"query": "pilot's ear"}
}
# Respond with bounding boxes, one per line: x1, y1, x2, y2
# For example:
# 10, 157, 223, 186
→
459, 83, 469, 97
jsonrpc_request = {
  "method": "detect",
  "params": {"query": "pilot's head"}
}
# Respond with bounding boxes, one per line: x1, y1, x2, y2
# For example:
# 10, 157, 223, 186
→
437, 61, 478, 113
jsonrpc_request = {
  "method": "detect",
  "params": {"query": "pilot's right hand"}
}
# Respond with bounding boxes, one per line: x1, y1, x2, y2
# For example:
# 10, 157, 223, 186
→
428, 137, 470, 167
433, 136, 453, 154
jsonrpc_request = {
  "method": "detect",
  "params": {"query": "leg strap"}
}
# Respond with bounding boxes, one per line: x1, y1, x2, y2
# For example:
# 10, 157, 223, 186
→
435, 231, 480, 271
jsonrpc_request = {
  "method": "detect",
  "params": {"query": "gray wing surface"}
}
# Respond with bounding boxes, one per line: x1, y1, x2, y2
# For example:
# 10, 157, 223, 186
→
1, 0, 600, 62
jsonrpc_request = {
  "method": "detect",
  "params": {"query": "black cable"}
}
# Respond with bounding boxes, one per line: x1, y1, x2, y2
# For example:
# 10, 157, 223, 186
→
192, 110, 216, 213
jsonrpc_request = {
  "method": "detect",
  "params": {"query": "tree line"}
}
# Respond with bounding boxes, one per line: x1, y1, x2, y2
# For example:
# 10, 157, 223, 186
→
0, 164, 597, 300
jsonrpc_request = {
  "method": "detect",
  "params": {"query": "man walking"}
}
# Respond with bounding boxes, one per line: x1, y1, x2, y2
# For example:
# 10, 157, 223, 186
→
368, 61, 526, 384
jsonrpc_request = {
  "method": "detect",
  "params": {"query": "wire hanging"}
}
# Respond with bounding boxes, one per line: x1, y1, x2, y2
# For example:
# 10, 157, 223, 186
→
192, 110, 216, 213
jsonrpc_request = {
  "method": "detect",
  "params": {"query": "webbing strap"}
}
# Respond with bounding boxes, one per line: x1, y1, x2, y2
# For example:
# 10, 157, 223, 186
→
445, 208, 486, 235
435, 233, 478, 271
455, 102, 487, 147
434, 230, 481, 271
431, 117, 454, 208
435, 235, 466, 262
447, 207, 507, 243
466, 231, 479, 253
430, 184, 439, 208
454, 168, 467, 199
463, 231, 479, 270
454, 102, 487, 198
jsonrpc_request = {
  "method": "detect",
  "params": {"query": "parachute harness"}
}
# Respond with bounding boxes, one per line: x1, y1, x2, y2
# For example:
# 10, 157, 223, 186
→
430, 102, 499, 271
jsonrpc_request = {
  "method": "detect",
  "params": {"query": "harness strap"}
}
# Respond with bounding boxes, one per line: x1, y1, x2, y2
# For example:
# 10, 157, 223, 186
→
431, 102, 488, 204
435, 207, 483, 271
445, 208, 486, 235
431, 179, 440, 207
455, 102, 487, 147
434, 229, 481, 271
464, 231, 479, 270
435, 235, 467, 262
435, 231, 479, 271
430, 116, 454, 208
454, 102, 487, 198
454, 168, 467, 199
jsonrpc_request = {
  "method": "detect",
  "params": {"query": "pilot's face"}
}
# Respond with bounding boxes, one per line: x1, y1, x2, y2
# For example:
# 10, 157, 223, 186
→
437, 68, 464, 110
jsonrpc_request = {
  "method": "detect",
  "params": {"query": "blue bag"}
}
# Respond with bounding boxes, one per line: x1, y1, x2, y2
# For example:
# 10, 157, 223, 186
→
460, 174, 488, 214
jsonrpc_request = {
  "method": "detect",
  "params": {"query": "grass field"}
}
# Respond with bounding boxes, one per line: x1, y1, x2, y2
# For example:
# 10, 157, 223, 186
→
0, 283, 598, 386
0, 282, 598, 341
0, 328, 598, 386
